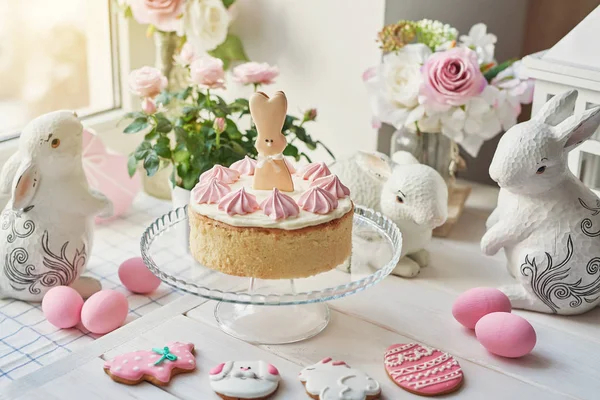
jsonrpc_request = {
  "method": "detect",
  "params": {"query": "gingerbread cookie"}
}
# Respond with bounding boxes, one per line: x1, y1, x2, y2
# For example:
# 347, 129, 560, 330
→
384, 343, 463, 396
298, 357, 381, 400
103, 342, 196, 386
209, 360, 280, 400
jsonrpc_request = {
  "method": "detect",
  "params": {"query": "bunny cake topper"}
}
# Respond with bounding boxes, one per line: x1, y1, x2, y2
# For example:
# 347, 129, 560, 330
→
482, 89, 600, 315
0, 110, 112, 301
250, 91, 294, 192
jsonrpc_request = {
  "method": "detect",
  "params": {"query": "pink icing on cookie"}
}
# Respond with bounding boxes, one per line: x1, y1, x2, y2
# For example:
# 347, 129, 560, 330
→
218, 187, 260, 216
260, 188, 300, 220
297, 186, 338, 214
284, 158, 296, 174
321, 357, 332, 363
103, 342, 196, 384
210, 362, 226, 375
192, 178, 231, 204
310, 175, 350, 199
296, 162, 331, 181
267, 364, 279, 375
384, 343, 463, 396
230, 156, 257, 176
199, 165, 240, 184
332, 361, 347, 366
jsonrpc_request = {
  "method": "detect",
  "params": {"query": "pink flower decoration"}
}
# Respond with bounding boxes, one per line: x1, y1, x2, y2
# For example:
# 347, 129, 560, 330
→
230, 156, 257, 176
296, 162, 331, 181
174, 42, 198, 66
218, 187, 260, 216
129, 66, 168, 98
420, 47, 486, 110
130, 0, 185, 32
297, 186, 338, 214
260, 188, 300, 220
233, 62, 279, 85
82, 129, 141, 223
199, 165, 240, 185
310, 175, 350, 199
192, 178, 231, 204
190, 56, 225, 89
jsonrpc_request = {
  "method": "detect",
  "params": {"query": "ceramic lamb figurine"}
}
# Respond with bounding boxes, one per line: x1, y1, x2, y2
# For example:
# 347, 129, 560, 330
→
332, 151, 448, 277
0, 110, 112, 301
482, 90, 600, 315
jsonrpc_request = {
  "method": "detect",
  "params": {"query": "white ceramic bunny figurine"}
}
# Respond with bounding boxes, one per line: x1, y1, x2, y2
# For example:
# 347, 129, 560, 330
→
332, 151, 448, 277
482, 90, 600, 315
0, 110, 112, 301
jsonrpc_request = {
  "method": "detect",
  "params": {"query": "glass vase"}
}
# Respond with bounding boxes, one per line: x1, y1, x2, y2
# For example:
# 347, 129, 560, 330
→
390, 127, 460, 184
153, 32, 187, 91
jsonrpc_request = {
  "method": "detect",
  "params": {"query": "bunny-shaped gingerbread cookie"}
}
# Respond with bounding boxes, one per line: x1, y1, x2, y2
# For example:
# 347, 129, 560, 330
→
0, 110, 112, 301
482, 90, 600, 315
250, 91, 294, 192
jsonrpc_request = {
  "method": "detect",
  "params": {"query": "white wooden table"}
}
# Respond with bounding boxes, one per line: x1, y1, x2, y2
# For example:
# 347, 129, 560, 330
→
1, 183, 599, 400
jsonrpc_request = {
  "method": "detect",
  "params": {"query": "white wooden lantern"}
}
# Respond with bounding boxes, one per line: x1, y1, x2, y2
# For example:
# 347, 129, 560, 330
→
523, 6, 600, 196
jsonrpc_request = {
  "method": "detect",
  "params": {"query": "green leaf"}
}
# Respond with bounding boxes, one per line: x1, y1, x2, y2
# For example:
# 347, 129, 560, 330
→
208, 34, 249, 70
222, 0, 236, 8
177, 86, 193, 100
154, 137, 172, 158
283, 144, 299, 158
155, 114, 173, 133
483, 59, 516, 82
127, 154, 138, 177
143, 151, 160, 177
144, 128, 158, 140
134, 141, 152, 159
282, 115, 299, 132
155, 91, 171, 106
182, 170, 200, 190
124, 117, 149, 133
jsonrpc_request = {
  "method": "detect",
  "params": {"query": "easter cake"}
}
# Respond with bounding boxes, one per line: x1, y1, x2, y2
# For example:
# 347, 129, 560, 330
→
188, 92, 353, 279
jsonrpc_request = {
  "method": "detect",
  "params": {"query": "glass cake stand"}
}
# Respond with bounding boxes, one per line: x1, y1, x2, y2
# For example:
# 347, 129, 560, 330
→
140, 205, 402, 344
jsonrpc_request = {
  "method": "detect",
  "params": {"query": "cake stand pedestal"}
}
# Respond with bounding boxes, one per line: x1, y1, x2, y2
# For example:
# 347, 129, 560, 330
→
141, 206, 402, 344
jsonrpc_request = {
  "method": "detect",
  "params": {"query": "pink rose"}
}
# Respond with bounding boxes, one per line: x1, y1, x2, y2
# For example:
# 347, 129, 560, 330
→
213, 117, 226, 133
130, 0, 184, 32
174, 42, 198, 66
190, 56, 225, 89
141, 98, 157, 114
233, 62, 279, 85
420, 47, 486, 110
128, 66, 168, 98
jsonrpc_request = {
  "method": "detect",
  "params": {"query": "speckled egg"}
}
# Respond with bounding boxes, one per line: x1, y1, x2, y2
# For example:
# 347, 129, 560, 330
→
42, 286, 84, 329
81, 290, 128, 334
475, 312, 537, 358
118, 257, 161, 294
452, 287, 512, 329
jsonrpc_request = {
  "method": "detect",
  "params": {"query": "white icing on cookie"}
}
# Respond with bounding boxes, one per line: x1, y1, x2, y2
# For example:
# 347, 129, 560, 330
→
299, 358, 381, 400
209, 360, 280, 399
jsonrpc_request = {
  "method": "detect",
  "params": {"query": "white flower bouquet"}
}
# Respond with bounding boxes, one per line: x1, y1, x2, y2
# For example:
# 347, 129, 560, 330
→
364, 20, 533, 157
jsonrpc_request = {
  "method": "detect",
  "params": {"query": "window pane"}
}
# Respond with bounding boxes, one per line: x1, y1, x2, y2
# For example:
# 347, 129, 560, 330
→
0, 0, 118, 138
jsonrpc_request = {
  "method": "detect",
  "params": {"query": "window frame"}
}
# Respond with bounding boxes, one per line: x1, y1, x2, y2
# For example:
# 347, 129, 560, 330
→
0, 5, 154, 163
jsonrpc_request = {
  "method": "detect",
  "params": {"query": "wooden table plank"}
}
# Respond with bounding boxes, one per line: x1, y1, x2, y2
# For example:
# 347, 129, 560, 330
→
102, 315, 308, 400
17, 358, 178, 400
327, 276, 600, 400
187, 302, 571, 400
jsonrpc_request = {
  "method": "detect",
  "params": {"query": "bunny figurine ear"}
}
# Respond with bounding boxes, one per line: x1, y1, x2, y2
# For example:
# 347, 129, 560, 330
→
11, 161, 39, 211
536, 89, 578, 126
554, 106, 600, 152
356, 151, 392, 183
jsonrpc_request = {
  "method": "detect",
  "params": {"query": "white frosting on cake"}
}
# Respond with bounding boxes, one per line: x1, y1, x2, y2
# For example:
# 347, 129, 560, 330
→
190, 174, 353, 230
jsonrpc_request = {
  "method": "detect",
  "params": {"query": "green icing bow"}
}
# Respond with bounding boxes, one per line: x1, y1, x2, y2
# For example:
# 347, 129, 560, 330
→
152, 346, 178, 365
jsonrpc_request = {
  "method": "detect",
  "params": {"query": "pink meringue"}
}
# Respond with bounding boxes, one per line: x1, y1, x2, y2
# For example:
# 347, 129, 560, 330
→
284, 158, 296, 174
192, 178, 231, 204
296, 162, 331, 181
260, 188, 300, 220
199, 165, 240, 185
310, 175, 350, 199
218, 187, 260, 216
297, 186, 338, 214
230, 156, 257, 176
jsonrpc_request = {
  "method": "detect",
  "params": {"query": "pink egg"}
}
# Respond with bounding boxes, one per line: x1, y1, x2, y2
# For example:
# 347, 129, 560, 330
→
81, 290, 128, 335
118, 257, 161, 294
452, 287, 512, 329
475, 312, 536, 358
42, 286, 84, 329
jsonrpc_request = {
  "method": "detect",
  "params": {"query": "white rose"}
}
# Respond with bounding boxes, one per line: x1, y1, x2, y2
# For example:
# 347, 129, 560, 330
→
380, 44, 431, 109
184, 0, 230, 52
